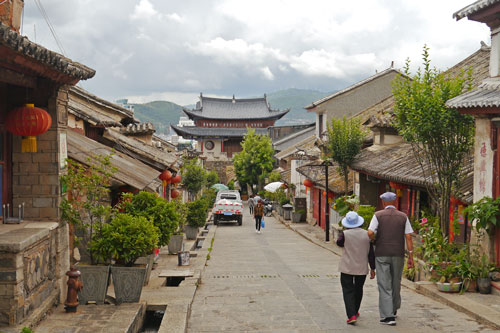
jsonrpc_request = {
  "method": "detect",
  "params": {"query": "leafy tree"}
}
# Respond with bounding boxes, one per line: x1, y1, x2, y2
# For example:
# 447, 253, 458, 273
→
326, 116, 366, 193
181, 157, 206, 200
186, 199, 209, 228
205, 170, 219, 188
227, 179, 235, 190
268, 170, 282, 183
393, 46, 474, 237
233, 129, 275, 191
60, 154, 117, 265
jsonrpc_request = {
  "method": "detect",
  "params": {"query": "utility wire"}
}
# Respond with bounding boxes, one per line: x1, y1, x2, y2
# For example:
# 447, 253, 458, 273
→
33, 0, 66, 55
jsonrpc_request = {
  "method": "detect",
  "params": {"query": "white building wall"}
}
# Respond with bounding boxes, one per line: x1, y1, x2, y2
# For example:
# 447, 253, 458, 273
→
474, 117, 494, 202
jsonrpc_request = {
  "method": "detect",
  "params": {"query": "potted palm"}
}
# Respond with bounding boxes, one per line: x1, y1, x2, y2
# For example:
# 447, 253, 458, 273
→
60, 155, 116, 305
91, 213, 159, 304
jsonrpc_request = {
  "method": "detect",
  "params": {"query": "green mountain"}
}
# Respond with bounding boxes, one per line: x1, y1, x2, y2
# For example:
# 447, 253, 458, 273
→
266, 88, 330, 125
131, 101, 184, 135
130, 88, 331, 135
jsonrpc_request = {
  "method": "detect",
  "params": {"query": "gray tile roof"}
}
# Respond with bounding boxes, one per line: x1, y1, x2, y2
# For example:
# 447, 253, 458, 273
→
351, 143, 473, 204
305, 68, 401, 109
0, 23, 95, 81
446, 78, 500, 108
171, 125, 267, 138
184, 95, 289, 120
273, 127, 316, 152
453, 0, 500, 20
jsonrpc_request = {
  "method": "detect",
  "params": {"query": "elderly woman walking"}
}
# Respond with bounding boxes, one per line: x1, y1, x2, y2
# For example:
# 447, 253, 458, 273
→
337, 211, 376, 325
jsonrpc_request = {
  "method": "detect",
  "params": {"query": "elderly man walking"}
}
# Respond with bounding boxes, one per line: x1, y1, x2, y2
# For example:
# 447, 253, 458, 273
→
368, 192, 414, 326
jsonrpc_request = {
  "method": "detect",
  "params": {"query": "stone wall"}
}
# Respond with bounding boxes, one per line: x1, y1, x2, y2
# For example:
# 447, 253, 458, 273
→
0, 223, 68, 326
205, 161, 234, 184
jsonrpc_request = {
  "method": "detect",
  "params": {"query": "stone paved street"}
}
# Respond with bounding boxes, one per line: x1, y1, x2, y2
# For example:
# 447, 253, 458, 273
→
188, 209, 498, 332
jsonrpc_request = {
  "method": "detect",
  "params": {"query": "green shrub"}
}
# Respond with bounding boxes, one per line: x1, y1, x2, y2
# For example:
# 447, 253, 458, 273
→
206, 170, 219, 188
187, 199, 209, 228
227, 179, 235, 190
356, 205, 375, 229
201, 188, 217, 209
120, 191, 179, 247
91, 213, 159, 266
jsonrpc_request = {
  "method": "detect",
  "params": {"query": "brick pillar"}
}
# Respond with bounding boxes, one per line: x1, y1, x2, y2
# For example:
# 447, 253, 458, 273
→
0, 0, 24, 32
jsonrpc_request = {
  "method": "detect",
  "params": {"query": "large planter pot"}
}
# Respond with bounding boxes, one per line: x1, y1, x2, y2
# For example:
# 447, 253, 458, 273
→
111, 265, 147, 304
292, 212, 302, 223
77, 264, 110, 305
185, 226, 199, 240
135, 253, 154, 286
436, 281, 462, 293
477, 277, 492, 294
168, 234, 184, 254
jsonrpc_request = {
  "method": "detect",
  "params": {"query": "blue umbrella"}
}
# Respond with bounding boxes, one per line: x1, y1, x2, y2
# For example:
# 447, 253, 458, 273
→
211, 183, 229, 191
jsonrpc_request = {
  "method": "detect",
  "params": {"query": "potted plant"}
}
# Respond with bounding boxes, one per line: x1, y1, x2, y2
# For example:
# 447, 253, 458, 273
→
119, 191, 179, 284
185, 198, 208, 240
434, 263, 462, 292
60, 154, 116, 305
476, 254, 494, 294
292, 209, 305, 222
91, 213, 159, 304
168, 200, 187, 254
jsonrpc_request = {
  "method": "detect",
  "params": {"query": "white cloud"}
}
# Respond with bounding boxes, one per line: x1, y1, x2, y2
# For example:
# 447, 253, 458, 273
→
260, 67, 275, 80
167, 13, 184, 23
130, 0, 159, 20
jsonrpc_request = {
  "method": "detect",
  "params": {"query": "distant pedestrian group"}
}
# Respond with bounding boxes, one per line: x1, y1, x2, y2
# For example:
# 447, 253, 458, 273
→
337, 191, 414, 326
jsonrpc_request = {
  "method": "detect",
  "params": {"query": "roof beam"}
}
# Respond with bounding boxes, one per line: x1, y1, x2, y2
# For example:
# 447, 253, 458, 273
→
0, 66, 37, 88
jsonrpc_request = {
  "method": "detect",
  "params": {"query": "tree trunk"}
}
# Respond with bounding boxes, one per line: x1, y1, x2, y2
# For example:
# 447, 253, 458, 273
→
439, 186, 451, 239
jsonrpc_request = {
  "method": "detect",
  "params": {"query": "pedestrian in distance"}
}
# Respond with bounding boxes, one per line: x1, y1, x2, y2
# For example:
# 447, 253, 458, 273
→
248, 195, 254, 214
337, 211, 376, 325
368, 192, 414, 326
253, 199, 264, 234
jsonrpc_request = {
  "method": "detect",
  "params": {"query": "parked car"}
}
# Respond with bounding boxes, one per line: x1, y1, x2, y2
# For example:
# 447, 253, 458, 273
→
212, 190, 244, 225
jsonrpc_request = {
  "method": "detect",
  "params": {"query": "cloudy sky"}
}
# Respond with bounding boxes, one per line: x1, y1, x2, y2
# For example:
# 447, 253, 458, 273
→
23, 0, 490, 106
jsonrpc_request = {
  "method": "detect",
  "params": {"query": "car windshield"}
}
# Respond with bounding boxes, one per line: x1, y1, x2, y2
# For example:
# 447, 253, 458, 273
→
220, 194, 237, 200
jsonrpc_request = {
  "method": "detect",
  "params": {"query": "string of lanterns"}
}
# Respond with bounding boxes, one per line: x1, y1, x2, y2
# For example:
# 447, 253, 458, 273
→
158, 169, 181, 199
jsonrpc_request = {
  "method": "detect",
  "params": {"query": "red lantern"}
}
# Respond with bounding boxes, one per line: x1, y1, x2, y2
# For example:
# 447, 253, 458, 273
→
171, 175, 181, 184
171, 189, 180, 199
5, 104, 52, 152
159, 170, 172, 181
303, 179, 313, 188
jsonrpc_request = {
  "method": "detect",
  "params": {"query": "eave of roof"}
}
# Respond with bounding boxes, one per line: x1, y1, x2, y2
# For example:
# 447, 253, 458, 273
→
182, 108, 290, 121
171, 125, 267, 138
296, 161, 353, 194
453, 0, 500, 21
70, 86, 134, 119
305, 68, 401, 109
67, 129, 160, 191
0, 23, 95, 83
446, 78, 500, 109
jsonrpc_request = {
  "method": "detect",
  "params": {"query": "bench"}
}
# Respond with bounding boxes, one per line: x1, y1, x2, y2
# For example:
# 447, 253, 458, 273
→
159, 270, 195, 287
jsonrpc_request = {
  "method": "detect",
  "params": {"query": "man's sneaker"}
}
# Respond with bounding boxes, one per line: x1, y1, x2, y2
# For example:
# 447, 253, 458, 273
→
380, 317, 396, 325
346, 316, 357, 325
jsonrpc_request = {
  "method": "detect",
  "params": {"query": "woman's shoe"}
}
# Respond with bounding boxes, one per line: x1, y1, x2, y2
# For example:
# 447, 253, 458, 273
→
346, 316, 357, 325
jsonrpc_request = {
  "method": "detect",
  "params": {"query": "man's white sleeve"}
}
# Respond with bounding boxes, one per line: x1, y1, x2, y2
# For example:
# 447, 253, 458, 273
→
368, 214, 379, 233
404, 218, 414, 234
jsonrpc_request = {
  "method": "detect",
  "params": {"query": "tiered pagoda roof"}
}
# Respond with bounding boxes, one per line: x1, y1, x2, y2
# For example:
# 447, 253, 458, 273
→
182, 94, 289, 121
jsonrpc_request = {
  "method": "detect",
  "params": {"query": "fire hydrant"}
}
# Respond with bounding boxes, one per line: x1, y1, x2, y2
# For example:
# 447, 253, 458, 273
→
64, 266, 83, 313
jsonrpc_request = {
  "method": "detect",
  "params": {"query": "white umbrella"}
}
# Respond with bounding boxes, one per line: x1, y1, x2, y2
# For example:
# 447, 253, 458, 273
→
264, 181, 284, 193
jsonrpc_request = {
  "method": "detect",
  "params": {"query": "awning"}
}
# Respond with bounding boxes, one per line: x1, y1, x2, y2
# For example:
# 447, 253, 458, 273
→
67, 130, 160, 192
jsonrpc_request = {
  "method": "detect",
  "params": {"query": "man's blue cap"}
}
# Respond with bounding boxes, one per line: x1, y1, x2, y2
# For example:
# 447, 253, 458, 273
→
380, 192, 397, 201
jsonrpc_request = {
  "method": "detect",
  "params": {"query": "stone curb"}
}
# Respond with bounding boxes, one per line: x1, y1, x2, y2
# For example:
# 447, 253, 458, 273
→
158, 220, 216, 333
274, 213, 500, 330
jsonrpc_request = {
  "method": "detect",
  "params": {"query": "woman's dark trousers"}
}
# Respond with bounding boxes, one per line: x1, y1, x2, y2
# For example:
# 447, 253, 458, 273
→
255, 216, 262, 231
340, 273, 367, 318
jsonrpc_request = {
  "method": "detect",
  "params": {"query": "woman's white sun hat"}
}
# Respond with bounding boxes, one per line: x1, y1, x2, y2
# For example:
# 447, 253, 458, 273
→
341, 211, 364, 229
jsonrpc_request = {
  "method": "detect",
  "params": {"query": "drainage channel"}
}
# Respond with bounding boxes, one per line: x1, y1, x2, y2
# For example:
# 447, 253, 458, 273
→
140, 305, 166, 333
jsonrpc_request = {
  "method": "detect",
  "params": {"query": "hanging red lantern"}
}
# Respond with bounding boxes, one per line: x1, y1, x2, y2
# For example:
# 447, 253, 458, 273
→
171, 175, 181, 184
5, 104, 52, 152
159, 170, 172, 181
303, 179, 313, 188
171, 189, 180, 199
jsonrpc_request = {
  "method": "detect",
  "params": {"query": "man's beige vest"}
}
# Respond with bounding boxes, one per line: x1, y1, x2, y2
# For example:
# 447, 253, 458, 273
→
338, 228, 370, 275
